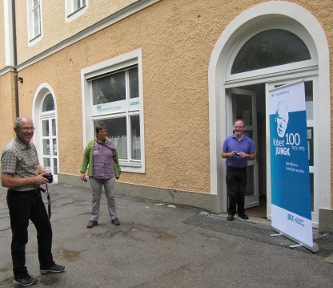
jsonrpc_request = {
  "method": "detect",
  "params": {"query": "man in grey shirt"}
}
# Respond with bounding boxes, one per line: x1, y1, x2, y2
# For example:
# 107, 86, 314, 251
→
1, 117, 65, 286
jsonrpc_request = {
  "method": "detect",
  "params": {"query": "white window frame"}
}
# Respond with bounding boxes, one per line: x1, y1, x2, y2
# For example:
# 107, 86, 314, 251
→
32, 83, 60, 183
65, 0, 88, 22
81, 49, 145, 173
27, 0, 42, 45
208, 1, 330, 226
225, 22, 318, 85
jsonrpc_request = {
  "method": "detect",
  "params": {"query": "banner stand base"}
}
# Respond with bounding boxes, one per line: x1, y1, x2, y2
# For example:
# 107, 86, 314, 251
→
270, 233, 282, 237
270, 229, 319, 253
289, 244, 302, 249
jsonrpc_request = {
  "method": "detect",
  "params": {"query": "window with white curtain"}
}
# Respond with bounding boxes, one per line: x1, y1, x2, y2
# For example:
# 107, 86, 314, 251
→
83, 50, 145, 173
28, 0, 41, 41
66, 0, 87, 17
92, 65, 142, 163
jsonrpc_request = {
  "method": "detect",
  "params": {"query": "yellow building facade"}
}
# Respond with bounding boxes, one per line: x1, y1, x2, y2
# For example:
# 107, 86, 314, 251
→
0, 0, 332, 232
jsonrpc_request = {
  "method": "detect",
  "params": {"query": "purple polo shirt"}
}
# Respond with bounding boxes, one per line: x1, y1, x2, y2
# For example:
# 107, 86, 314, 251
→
222, 135, 255, 168
93, 141, 115, 179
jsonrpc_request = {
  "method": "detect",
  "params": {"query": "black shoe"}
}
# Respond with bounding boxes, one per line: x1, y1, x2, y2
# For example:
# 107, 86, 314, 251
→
238, 213, 249, 220
40, 263, 65, 275
227, 214, 234, 221
13, 274, 37, 286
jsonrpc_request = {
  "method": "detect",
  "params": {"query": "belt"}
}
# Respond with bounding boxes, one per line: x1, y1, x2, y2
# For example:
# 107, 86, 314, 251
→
227, 166, 246, 170
8, 188, 40, 194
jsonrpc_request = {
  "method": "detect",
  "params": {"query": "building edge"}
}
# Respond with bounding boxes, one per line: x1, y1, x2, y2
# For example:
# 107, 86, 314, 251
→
58, 173, 218, 213
58, 174, 333, 233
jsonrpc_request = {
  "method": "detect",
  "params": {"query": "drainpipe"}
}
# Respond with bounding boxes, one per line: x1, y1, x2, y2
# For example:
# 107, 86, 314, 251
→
11, 0, 19, 117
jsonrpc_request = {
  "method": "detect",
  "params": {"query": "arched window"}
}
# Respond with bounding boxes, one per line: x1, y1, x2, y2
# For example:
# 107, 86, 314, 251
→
33, 87, 59, 182
231, 29, 311, 74
42, 93, 55, 112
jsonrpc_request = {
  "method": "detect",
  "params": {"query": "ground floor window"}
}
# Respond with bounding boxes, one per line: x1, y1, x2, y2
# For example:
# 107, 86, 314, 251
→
82, 49, 144, 173
33, 85, 59, 183
94, 113, 141, 164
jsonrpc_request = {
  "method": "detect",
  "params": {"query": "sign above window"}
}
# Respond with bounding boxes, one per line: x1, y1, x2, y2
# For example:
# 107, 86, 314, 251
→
92, 98, 140, 115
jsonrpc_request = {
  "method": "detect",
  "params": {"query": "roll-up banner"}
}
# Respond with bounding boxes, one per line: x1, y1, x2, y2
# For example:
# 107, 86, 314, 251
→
269, 81, 317, 251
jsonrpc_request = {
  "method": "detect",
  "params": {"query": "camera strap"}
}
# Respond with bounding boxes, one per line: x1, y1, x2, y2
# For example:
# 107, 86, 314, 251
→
39, 185, 51, 219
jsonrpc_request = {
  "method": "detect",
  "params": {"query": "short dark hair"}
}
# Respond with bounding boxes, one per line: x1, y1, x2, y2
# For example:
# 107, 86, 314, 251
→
95, 123, 107, 134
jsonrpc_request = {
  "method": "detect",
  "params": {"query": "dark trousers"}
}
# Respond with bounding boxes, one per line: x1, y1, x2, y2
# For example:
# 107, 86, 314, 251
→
226, 167, 247, 216
7, 189, 54, 278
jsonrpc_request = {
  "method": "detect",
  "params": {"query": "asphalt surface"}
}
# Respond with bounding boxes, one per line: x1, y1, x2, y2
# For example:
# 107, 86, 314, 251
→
0, 183, 332, 288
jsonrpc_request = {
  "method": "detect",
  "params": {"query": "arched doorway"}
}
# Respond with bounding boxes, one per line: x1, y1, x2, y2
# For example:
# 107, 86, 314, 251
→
33, 84, 59, 183
209, 1, 330, 228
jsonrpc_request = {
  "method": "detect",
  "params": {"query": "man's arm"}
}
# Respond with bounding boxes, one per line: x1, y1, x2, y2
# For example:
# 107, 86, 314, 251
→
2, 172, 49, 188
247, 151, 256, 160
37, 164, 46, 174
221, 151, 236, 158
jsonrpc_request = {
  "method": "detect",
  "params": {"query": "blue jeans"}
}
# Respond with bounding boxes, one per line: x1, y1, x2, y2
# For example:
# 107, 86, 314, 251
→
89, 177, 117, 221
7, 189, 54, 278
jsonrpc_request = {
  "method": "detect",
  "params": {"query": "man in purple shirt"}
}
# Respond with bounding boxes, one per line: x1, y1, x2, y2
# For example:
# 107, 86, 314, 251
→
221, 119, 256, 221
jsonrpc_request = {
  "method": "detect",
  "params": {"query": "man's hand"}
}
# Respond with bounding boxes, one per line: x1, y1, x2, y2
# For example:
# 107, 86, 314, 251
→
35, 174, 50, 185
1, 173, 49, 188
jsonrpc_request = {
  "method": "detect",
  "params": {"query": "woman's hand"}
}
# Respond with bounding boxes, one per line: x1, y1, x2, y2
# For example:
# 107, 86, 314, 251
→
80, 172, 87, 181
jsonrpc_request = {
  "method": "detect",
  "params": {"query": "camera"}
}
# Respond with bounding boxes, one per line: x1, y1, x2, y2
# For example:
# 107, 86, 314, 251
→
43, 173, 54, 184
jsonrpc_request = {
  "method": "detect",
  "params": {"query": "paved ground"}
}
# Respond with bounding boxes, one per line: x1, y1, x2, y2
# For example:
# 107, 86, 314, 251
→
0, 183, 332, 288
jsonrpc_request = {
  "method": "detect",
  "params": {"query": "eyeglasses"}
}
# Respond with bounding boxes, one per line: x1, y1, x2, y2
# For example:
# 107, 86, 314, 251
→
19, 127, 36, 132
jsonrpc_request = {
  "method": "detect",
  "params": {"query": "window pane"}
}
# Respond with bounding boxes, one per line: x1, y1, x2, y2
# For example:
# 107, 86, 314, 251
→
94, 118, 127, 159
42, 120, 49, 136
52, 119, 57, 136
33, 8, 39, 22
43, 158, 51, 170
130, 115, 141, 160
129, 67, 139, 99
53, 158, 58, 175
74, 0, 80, 10
43, 139, 50, 155
307, 127, 313, 166
42, 94, 55, 112
310, 173, 314, 212
232, 29, 311, 74
74, 0, 85, 10
33, 7, 41, 37
245, 166, 254, 196
32, 0, 41, 36
53, 139, 57, 156
305, 81, 313, 121
233, 94, 253, 126
92, 71, 126, 105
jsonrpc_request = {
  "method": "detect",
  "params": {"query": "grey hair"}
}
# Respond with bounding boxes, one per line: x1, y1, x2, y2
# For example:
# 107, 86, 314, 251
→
234, 119, 245, 127
14, 117, 30, 129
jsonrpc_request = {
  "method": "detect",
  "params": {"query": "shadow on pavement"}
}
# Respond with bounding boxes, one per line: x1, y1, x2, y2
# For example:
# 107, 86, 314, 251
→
183, 213, 333, 258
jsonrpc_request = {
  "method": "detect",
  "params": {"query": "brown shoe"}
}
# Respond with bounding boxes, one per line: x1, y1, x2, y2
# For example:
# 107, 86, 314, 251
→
87, 220, 98, 228
111, 218, 121, 226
